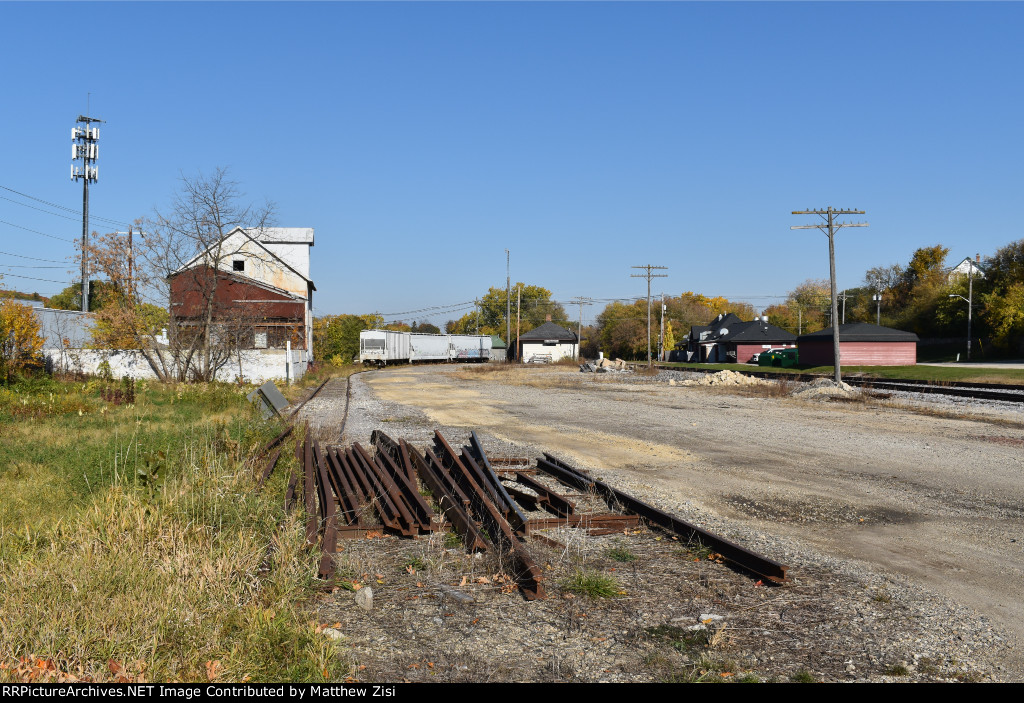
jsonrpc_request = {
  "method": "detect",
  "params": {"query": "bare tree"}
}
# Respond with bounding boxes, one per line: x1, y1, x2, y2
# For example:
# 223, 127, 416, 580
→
83, 168, 278, 382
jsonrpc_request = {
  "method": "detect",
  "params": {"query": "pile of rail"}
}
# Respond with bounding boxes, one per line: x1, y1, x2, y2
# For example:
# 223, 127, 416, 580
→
264, 428, 789, 600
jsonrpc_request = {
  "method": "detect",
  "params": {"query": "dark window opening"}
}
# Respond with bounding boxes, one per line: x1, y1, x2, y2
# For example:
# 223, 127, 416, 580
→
232, 260, 245, 271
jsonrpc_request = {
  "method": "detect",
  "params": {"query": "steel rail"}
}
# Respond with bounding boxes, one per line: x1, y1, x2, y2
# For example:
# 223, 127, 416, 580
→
537, 453, 789, 584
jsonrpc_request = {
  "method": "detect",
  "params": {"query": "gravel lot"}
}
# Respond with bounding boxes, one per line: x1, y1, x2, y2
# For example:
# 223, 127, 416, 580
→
299, 364, 1024, 683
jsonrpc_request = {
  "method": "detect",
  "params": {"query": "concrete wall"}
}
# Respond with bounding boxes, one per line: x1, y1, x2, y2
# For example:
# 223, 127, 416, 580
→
45, 347, 309, 384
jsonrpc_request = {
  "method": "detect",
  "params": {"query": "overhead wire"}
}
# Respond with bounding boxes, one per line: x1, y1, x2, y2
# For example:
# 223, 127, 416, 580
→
0, 184, 133, 229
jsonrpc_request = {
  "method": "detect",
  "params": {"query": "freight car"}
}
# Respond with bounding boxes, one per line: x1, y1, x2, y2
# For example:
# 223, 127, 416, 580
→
359, 330, 492, 366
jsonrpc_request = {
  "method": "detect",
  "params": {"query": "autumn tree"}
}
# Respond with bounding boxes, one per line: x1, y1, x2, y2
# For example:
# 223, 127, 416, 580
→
313, 313, 384, 365
0, 298, 44, 381
446, 284, 568, 337
981, 239, 1024, 351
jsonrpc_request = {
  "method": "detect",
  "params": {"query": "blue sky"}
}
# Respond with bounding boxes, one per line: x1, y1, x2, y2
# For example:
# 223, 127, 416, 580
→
1, 1, 1021, 327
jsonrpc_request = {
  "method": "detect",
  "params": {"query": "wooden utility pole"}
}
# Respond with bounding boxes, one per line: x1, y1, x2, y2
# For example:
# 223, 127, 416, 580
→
792, 208, 869, 383
569, 296, 592, 361
505, 249, 511, 362
516, 284, 522, 362
631, 265, 668, 367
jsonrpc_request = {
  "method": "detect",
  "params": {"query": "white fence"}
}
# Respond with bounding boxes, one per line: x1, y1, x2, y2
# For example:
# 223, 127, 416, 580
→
44, 347, 309, 384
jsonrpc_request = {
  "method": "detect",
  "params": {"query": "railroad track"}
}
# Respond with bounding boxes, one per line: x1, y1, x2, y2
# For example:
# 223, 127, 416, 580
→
651, 364, 1024, 404
260, 425, 789, 599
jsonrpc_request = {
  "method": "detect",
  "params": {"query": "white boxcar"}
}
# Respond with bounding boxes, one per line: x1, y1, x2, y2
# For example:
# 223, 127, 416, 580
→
409, 333, 449, 362
359, 330, 410, 365
449, 334, 492, 362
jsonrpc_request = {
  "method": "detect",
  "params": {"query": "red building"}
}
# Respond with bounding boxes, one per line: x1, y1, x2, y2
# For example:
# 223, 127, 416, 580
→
797, 323, 918, 366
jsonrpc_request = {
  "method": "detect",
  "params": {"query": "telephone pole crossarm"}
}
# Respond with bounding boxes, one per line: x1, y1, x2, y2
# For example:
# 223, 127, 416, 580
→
631, 265, 669, 367
790, 207, 869, 384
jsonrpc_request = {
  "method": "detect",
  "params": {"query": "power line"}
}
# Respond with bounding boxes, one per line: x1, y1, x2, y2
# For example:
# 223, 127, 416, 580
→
0, 249, 67, 264
0, 219, 74, 243
0, 184, 132, 228
0, 272, 69, 284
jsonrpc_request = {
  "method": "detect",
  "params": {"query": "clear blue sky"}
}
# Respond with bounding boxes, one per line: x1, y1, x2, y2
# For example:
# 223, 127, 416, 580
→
1, 1, 1021, 328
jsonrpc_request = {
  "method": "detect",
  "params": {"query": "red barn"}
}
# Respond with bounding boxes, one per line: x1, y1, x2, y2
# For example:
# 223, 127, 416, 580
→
797, 323, 918, 366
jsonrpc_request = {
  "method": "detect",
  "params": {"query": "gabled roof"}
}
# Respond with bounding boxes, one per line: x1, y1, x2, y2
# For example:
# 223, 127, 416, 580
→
170, 226, 314, 287
691, 313, 795, 344
518, 321, 577, 343
718, 321, 797, 343
798, 323, 919, 343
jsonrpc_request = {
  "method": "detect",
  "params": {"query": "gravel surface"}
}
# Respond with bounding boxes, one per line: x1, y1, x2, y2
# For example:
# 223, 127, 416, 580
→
298, 365, 1023, 683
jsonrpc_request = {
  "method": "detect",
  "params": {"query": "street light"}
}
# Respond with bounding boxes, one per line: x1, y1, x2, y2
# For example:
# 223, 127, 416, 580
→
948, 293, 973, 361
872, 292, 882, 325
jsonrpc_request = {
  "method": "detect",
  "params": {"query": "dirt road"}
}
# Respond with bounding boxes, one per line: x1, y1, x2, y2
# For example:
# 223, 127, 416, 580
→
358, 363, 1024, 676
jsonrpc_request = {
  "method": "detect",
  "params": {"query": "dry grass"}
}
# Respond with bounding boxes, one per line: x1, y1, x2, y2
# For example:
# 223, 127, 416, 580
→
0, 378, 341, 683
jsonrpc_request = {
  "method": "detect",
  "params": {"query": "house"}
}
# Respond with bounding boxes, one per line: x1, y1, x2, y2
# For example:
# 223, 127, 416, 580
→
797, 323, 918, 366
679, 312, 797, 363
169, 227, 315, 355
515, 321, 578, 363
948, 255, 985, 282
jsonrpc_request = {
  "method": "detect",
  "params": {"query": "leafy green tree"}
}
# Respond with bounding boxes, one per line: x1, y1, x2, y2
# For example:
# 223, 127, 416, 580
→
48, 280, 120, 312
313, 313, 384, 364
447, 283, 568, 336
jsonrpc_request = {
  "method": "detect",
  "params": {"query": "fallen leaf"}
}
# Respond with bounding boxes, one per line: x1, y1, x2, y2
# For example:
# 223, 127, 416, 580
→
204, 660, 222, 681
107, 660, 121, 675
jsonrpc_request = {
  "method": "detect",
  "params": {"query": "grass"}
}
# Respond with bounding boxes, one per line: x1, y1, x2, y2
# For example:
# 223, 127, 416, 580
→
559, 569, 623, 598
884, 663, 911, 676
789, 669, 818, 683
607, 545, 638, 563
658, 361, 1024, 385
0, 375, 340, 683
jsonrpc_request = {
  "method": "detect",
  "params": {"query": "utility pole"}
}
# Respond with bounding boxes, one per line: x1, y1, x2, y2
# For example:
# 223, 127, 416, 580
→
505, 249, 511, 360
515, 283, 522, 363
71, 113, 103, 312
569, 296, 592, 361
792, 208, 869, 384
659, 294, 666, 361
631, 265, 668, 367
474, 298, 481, 334
839, 289, 849, 324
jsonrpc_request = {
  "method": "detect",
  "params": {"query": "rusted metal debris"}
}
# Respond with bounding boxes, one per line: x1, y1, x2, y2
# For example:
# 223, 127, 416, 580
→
286, 427, 789, 596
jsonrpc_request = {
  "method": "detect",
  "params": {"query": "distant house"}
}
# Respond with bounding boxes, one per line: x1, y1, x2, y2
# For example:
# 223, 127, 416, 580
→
797, 323, 918, 366
515, 321, 578, 363
680, 312, 797, 363
948, 255, 985, 282
169, 227, 315, 355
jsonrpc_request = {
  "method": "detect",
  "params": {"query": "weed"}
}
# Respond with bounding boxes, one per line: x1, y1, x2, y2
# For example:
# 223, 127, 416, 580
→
884, 663, 910, 676
607, 545, 637, 563
916, 657, 940, 675
789, 669, 817, 683
645, 624, 710, 655
443, 531, 461, 549
872, 591, 892, 603
404, 555, 427, 572
560, 569, 622, 598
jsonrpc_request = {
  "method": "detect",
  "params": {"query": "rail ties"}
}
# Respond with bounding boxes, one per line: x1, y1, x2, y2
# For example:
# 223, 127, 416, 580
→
286, 426, 788, 599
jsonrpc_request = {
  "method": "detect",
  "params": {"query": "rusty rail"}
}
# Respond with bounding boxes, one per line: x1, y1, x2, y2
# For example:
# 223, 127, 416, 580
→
537, 453, 789, 583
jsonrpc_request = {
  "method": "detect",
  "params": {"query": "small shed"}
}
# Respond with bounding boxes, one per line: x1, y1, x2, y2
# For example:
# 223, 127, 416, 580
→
797, 323, 918, 366
490, 335, 507, 362
516, 322, 577, 363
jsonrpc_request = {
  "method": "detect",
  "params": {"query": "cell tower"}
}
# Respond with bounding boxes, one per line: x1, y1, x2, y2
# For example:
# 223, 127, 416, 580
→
71, 114, 103, 312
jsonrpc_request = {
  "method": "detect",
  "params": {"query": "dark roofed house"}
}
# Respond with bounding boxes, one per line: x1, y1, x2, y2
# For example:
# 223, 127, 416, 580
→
682, 312, 797, 363
797, 323, 918, 366
516, 321, 577, 363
